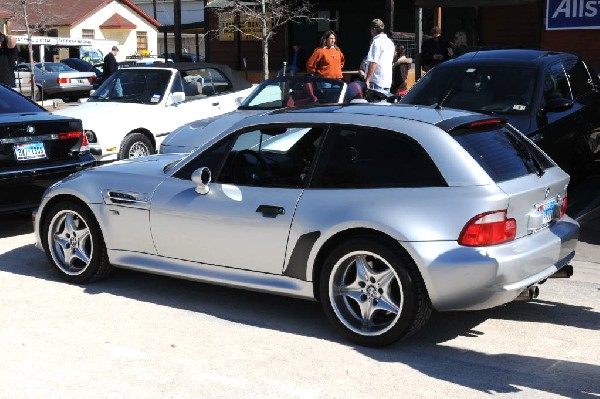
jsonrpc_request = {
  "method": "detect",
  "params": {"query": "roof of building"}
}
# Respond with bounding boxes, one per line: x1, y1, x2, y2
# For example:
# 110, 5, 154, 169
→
100, 13, 137, 29
0, 0, 160, 30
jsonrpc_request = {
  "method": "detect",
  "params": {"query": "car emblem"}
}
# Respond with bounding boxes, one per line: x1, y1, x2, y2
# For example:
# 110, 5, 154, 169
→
545, 187, 550, 199
26, 125, 35, 135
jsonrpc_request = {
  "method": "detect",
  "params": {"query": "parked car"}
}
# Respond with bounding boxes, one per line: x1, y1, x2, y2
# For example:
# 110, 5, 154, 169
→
118, 57, 173, 68
160, 75, 347, 154
166, 52, 204, 63
400, 49, 600, 176
53, 62, 255, 162
14, 62, 97, 102
33, 103, 578, 346
0, 83, 95, 214
60, 58, 104, 88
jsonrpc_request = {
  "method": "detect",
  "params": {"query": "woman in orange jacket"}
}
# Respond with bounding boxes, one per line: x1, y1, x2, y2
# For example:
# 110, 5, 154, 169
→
305, 30, 345, 79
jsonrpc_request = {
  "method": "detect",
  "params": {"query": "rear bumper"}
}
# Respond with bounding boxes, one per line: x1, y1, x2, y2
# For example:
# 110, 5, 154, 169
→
410, 216, 580, 311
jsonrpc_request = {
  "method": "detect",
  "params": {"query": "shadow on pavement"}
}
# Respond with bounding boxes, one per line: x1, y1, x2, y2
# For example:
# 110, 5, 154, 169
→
1, 243, 599, 397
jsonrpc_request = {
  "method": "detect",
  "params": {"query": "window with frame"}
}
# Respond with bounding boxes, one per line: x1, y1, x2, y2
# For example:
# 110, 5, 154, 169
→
563, 58, 595, 98
175, 125, 325, 188
136, 31, 148, 53
82, 29, 95, 39
543, 63, 572, 104
310, 126, 446, 189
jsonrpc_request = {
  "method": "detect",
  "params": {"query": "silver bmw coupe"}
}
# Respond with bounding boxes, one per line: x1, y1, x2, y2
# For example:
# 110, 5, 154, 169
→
33, 104, 579, 346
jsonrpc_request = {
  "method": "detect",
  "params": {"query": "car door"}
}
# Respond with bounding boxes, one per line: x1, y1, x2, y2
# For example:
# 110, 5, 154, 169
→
537, 61, 579, 170
149, 124, 327, 274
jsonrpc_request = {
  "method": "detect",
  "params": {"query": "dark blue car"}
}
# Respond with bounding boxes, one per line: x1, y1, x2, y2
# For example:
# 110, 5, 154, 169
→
401, 49, 600, 176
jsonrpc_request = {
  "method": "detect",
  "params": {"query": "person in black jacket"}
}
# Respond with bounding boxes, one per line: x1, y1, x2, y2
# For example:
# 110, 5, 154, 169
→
0, 33, 18, 88
102, 46, 119, 80
420, 26, 451, 72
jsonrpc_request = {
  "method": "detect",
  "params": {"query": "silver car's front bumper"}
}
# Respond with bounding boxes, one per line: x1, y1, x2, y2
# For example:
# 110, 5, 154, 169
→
410, 216, 580, 311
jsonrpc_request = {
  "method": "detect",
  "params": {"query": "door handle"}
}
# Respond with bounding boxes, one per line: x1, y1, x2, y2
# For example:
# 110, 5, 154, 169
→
212, 102, 219, 106
256, 205, 285, 217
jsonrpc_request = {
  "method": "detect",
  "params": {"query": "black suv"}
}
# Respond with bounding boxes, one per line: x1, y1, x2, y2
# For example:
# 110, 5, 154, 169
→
401, 49, 600, 176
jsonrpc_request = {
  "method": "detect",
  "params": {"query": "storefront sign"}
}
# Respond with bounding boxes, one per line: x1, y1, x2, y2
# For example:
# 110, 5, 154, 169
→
547, 0, 600, 30
218, 13, 267, 41
15, 35, 93, 46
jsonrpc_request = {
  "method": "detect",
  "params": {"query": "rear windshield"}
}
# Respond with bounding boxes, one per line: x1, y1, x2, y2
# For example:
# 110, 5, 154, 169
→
453, 125, 555, 182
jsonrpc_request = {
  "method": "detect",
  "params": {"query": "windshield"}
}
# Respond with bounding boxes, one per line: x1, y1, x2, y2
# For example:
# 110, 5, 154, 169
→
239, 77, 345, 109
89, 69, 172, 104
401, 66, 536, 114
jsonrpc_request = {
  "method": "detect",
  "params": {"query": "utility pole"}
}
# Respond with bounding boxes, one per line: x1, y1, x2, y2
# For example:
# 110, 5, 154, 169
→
173, 0, 182, 61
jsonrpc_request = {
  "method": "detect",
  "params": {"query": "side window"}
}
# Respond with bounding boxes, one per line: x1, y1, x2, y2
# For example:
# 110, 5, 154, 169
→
563, 58, 594, 98
181, 68, 233, 100
171, 72, 184, 94
173, 135, 235, 180
310, 126, 446, 189
215, 126, 325, 188
543, 63, 572, 104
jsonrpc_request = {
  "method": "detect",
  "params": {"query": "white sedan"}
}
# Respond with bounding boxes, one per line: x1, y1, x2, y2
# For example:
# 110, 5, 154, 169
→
54, 63, 255, 161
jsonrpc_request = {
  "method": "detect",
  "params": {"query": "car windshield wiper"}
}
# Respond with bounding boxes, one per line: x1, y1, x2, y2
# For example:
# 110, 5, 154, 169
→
505, 131, 545, 176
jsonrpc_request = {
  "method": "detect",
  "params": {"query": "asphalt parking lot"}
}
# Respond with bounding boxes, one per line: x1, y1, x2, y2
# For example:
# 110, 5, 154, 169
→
1, 151, 599, 398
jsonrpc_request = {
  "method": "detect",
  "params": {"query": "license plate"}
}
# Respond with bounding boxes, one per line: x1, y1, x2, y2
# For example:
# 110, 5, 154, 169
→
77, 79, 87, 84
14, 142, 46, 161
535, 198, 556, 227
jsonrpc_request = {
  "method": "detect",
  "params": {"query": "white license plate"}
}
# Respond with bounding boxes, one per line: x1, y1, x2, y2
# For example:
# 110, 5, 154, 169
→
14, 142, 46, 161
535, 198, 556, 227
77, 79, 87, 84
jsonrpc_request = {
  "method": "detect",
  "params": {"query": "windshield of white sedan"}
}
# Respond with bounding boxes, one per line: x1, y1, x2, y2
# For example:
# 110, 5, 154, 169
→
89, 69, 171, 104
401, 66, 536, 113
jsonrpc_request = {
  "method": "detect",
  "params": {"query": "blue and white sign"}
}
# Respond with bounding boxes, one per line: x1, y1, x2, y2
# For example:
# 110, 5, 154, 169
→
547, 0, 600, 30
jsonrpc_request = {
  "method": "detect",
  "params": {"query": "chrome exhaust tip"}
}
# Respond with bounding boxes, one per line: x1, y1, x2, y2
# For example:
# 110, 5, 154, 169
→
515, 285, 539, 301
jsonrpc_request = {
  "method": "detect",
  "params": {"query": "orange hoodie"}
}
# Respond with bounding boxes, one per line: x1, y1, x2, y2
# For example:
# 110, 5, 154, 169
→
305, 46, 345, 79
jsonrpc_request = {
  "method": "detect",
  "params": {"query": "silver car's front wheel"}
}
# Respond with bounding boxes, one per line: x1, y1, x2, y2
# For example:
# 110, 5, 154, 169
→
43, 201, 112, 284
320, 237, 432, 346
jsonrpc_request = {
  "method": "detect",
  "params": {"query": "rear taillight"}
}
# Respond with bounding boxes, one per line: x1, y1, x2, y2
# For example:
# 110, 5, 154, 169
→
560, 195, 568, 218
57, 77, 71, 84
58, 131, 82, 140
88, 76, 97, 83
79, 132, 90, 152
458, 210, 517, 247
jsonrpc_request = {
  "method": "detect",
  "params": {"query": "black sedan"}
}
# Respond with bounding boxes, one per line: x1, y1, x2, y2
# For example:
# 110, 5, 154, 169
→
401, 49, 600, 176
0, 83, 95, 214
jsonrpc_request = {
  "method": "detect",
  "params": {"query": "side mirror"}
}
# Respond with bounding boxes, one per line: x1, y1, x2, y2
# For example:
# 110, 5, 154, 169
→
191, 167, 211, 195
542, 97, 573, 113
170, 91, 186, 105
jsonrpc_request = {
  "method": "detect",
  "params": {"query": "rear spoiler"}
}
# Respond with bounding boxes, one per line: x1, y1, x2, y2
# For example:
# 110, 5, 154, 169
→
435, 115, 507, 133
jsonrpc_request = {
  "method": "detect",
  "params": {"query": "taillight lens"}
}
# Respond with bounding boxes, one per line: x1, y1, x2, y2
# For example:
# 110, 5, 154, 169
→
88, 76, 97, 83
458, 210, 517, 247
560, 195, 567, 218
57, 77, 71, 84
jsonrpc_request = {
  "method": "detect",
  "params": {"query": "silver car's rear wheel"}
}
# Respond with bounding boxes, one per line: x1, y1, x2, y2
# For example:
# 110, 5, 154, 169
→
329, 251, 403, 336
43, 201, 112, 283
320, 237, 432, 346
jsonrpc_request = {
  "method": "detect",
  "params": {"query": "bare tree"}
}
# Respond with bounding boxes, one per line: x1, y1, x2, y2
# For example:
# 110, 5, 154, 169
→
208, 0, 322, 80
5, 0, 61, 100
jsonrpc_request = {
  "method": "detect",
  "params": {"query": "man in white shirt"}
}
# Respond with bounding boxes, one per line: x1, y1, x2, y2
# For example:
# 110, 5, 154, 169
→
364, 19, 395, 92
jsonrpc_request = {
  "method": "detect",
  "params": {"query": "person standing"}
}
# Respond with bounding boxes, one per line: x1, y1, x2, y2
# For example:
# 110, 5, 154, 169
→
391, 45, 413, 95
305, 30, 345, 79
449, 31, 469, 58
103, 46, 119, 80
0, 33, 18, 88
420, 26, 451, 71
364, 19, 395, 92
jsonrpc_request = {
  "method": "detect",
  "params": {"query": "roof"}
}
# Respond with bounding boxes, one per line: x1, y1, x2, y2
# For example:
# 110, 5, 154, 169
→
99, 13, 137, 29
448, 49, 571, 67
2, 0, 159, 29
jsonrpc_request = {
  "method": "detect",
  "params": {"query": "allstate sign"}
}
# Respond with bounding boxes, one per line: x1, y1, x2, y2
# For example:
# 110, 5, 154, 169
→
547, 0, 600, 30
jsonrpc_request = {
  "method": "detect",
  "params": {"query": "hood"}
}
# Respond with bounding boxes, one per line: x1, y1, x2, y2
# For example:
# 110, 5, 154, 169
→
53, 102, 157, 127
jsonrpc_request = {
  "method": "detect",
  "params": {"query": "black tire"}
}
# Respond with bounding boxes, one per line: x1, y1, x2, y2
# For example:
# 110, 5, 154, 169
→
62, 97, 78, 103
118, 133, 154, 160
41, 200, 112, 284
319, 237, 432, 347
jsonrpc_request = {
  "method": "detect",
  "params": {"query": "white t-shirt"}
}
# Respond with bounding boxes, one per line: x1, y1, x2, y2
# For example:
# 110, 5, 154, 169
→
366, 33, 395, 89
